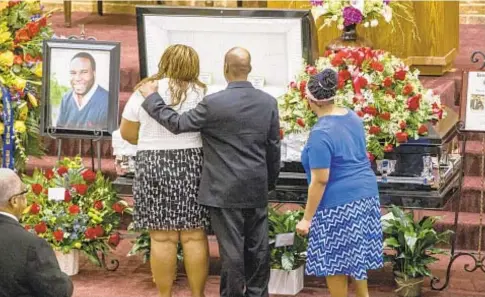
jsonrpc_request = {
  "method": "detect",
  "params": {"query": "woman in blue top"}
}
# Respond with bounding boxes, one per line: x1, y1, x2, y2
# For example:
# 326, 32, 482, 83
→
296, 69, 383, 297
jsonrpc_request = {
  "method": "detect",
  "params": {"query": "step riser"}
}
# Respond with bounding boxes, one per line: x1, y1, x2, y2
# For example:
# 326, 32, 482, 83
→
464, 153, 485, 176
444, 191, 485, 213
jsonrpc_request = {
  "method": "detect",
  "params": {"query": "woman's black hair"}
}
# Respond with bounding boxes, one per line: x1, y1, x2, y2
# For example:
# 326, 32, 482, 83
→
307, 68, 338, 101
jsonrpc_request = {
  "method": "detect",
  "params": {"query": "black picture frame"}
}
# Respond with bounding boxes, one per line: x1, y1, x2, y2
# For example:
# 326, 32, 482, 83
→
40, 39, 121, 139
135, 5, 318, 80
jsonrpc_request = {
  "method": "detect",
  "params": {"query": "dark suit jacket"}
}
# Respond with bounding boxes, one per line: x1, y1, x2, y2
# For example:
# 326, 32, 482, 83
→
142, 81, 281, 208
0, 214, 73, 297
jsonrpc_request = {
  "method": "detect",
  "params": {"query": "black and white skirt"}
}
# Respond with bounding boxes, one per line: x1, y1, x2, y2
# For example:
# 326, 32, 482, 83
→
132, 148, 210, 231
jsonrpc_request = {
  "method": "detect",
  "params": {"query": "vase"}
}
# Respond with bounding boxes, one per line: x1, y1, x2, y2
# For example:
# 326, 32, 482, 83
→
394, 275, 424, 297
326, 24, 373, 51
55, 250, 80, 276
268, 265, 304, 295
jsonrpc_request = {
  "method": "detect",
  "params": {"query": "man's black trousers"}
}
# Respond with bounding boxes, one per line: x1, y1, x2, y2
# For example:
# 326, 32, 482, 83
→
209, 206, 270, 297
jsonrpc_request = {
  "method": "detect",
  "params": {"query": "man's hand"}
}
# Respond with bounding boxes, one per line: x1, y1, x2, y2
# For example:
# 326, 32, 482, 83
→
138, 80, 158, 98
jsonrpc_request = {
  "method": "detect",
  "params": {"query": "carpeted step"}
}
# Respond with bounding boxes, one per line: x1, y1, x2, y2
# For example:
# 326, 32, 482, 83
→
41, 92, 131, 159
445, 176, 485, 214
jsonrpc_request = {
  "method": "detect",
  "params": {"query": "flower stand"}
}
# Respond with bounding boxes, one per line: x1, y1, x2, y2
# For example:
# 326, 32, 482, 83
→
268, 265, 304, 296
55, 250, 79, 276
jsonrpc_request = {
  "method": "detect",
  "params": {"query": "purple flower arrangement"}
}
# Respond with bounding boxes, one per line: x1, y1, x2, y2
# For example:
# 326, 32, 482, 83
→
342, 6, 363, 26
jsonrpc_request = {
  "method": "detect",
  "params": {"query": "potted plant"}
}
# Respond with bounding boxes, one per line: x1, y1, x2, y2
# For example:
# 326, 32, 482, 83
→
21, 157, 132, 275
382, 205, 452, 297
127, 225, 184, 280
268, 207, 307, 296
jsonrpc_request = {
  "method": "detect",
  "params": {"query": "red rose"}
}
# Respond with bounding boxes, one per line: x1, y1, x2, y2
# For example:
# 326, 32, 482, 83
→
26, 22, 40, 37
289, 81, 297, 89
331, 54, 344, 67
53, 229, 64, 242
94, 200, 104, 210
407, 95, 421, 111
81, 169, 96, 183
73, 184, 88, 196
68, 204, 80, 215
418, 124, 428, 135
108, 232, 121, 247
396, 132, 409, 143
112, 202, 125, 214
369, 126, 381, 135
34, 222, 47, 234
306, 66, 317, 75
13, 55, 23, 65
30, 203, 40, 214
57, 166, 68, 176
367, 152, 375, 162
296, 118, 305, 127
394, 70, 407, 81
399, 121, 407, 130
15, 28, 30, 43
64, 190, 71, 202
94, 225, 104, 237
383, 77, 393, 88
31, 184, 43, 196
362, 106, 377, 116
24, 225, 31, 231
44, 169, 54, 180
39, 17, 47, 27
339, 70, 351, 82
385, 90, 396, 98
402, 84, 413, 96
323, 50, 332, 57
371, 61, 384, 72
378, 112, 391, 121
85, 227, 97, 240
384, 144, 394, 153
356, 110, 365, 117
8, 0, 21, 7
299, 81, 307, 98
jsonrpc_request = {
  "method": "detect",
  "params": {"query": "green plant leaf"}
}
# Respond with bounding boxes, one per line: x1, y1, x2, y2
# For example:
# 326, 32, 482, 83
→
282, 251, 295, 271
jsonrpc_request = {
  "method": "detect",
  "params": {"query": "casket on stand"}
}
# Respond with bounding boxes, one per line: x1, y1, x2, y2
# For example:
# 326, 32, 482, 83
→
275, 105, 462, 209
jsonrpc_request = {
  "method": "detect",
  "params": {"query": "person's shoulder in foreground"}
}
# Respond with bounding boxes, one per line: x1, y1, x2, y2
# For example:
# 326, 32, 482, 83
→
0, 168, 73, 297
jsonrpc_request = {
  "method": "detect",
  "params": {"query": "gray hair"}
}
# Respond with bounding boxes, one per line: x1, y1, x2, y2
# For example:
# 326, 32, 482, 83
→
0, 168, 22, 207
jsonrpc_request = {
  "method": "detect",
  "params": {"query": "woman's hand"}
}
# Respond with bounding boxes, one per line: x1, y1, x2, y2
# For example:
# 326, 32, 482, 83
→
296, 219, 311, 236
138, 80, 158, 98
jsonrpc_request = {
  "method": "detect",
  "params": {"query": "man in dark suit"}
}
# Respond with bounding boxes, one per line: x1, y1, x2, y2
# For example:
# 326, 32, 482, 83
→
0, 168, 73, 297
138, 47, 281, 297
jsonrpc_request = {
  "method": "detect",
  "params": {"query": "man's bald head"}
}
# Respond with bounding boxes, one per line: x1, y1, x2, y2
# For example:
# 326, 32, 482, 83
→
224, 47, 252, 81
0, 168, 22, 207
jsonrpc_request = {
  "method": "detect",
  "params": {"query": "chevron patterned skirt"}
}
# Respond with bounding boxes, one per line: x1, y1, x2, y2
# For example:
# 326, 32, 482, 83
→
305, 195, 383, 280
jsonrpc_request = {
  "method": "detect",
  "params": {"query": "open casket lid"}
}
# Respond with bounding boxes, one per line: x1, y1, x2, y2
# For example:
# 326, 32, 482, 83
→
136, 6, 319, 98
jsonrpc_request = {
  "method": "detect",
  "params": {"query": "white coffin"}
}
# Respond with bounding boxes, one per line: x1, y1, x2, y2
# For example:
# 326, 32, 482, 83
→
268, 265, 305, 296
55, 250, 79, 276
136, 6, 318, 99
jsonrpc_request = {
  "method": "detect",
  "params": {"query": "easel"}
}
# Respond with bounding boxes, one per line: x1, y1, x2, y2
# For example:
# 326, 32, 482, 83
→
47, 26, 119, 272
431, 51, 485, 290
48, 25, 102, 172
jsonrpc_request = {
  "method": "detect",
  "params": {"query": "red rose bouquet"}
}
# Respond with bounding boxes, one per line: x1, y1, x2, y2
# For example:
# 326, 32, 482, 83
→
279, 47, 446, 160
21, 157, 132, 267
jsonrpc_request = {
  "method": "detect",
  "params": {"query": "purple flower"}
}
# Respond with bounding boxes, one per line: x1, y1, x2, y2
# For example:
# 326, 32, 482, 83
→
384, 0, 390, 4
342, 6, 363, 26
310, 0, 324, 5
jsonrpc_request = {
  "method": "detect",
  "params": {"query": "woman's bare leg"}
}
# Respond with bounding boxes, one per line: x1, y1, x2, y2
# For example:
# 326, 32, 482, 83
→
150, 230, 180, 297
180, 229, 209, 297
326, 275, 349, 297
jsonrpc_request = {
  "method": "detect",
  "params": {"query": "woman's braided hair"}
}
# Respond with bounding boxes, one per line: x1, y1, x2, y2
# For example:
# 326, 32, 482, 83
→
307, 68, 338, 101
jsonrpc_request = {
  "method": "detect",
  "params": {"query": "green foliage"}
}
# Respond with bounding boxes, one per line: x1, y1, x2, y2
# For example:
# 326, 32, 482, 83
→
269, 207, 308, 271
127, 226, 184, 264
382, 205, 453, 280
49, 77, 70, 107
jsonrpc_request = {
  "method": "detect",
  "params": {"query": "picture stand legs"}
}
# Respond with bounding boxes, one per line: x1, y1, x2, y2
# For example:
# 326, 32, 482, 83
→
54, 138, 102, 172
431, 126, 485, 290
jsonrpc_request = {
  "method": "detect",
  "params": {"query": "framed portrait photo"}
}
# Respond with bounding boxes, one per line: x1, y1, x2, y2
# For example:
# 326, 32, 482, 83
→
40, 39, 121, 139
460, 70, 485, 132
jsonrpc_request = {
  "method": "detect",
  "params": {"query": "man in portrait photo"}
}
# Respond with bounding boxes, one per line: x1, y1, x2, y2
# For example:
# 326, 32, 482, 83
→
56, 52, 109, 130
470, 95, 485, 111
